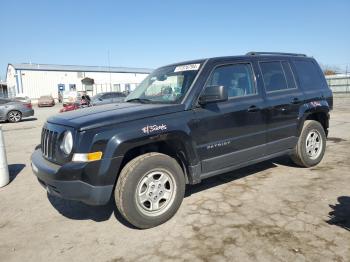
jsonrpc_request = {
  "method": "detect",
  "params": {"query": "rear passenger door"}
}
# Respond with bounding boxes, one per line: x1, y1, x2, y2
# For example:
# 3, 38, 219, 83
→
258, 60, 304, 154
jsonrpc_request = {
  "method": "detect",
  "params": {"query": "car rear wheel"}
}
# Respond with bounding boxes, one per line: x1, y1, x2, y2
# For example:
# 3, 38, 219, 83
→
115, 152, 186, 229
7, 110, 22, 123
290, 120, 326, 167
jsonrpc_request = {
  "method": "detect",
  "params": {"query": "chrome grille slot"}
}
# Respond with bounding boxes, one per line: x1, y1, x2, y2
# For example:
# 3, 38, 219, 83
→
51, 132, 58, 158
41, 128, 58, 161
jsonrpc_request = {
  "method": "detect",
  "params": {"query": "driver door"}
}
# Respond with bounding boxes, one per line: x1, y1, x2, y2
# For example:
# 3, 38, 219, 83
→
191, 62, 267, 175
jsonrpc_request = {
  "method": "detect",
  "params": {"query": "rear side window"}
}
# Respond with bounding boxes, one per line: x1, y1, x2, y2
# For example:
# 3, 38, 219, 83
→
259, 61, 289, 92
293, 60, 324, 90
206, 63, 256, 98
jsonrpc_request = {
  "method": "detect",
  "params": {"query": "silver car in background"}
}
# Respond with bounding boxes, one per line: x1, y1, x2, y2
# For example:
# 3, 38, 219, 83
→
14, 95, 31, 104
91, 92, 126, 106
0, 98, 35, 123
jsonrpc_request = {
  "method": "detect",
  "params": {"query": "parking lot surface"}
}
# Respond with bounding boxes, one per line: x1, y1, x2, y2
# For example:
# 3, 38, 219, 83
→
0, 98, 350, 262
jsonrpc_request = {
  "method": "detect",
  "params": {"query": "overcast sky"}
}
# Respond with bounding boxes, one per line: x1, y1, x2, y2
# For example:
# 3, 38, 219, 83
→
1, 0, 349, 80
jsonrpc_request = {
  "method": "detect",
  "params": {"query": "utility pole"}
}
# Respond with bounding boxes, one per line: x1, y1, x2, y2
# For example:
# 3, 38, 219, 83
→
0, 125, 9, 188
346, 65, 349, 93
108, 50, 112, 92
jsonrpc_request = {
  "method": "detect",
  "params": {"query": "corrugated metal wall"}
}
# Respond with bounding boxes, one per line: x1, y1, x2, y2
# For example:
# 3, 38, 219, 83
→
325, 74, 350, 93
7, 68, 149, 99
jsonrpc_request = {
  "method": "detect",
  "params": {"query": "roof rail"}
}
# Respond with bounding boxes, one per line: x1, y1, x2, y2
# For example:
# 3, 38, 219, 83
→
246, 51, 307, 57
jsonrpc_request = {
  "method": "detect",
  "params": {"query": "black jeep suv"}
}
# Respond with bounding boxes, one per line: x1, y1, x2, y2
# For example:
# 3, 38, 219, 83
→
31, 52, 333, 228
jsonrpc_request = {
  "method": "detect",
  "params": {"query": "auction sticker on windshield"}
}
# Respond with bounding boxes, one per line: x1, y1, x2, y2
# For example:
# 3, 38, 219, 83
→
174, 63, 200, 72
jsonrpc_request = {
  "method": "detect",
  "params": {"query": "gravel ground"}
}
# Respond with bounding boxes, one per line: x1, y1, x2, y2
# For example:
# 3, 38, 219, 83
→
0, 98, 349, 262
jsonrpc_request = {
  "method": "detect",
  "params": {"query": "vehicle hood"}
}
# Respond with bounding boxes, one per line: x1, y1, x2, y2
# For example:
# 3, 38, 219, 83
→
47, 102, 185, 131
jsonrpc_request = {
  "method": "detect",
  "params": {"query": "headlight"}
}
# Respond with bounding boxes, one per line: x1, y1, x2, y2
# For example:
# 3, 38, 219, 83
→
60, 131, 73, 155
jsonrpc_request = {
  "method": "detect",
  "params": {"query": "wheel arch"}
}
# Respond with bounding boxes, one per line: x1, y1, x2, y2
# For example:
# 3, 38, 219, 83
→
113, 132, 199, 185
298, 108, 329, 137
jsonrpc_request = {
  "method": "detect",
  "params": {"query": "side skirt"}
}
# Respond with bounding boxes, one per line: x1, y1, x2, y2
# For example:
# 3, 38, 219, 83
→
197, 149, 292, 182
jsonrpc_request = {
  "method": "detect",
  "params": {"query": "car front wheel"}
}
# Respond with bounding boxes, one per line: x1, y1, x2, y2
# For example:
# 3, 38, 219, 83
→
115, 152, 186, 229
7, 110, 22, 123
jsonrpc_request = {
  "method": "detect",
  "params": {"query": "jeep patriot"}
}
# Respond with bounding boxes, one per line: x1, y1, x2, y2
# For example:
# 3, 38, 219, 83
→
31, 52, 333, 228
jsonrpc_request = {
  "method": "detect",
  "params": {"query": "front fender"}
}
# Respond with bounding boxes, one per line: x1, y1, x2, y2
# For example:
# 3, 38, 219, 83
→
109, 127, 198, 166
77, 112, 200, 185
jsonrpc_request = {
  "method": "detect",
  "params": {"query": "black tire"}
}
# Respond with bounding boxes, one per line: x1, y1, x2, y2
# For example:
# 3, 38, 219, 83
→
290, 120, 326, 167
7, 110, 22, 123
115, 152, 186, 229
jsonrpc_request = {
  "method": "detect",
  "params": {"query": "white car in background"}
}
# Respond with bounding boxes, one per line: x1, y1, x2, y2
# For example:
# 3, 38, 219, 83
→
62, 91, 80, 105
62, 91, 89, 105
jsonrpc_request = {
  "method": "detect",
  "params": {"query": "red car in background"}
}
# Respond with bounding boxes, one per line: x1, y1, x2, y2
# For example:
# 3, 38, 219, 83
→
59, 95, 91, 113
59, 102, 80, 113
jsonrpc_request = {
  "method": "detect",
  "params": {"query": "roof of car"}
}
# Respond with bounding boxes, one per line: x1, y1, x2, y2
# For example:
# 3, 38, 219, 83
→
161, 52, 310, 68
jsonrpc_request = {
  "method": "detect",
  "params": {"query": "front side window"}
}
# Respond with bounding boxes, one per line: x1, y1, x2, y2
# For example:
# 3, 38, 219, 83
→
102, 93, 113, 99
126, 63, 202, 104
108, 93, 117, 98
206, 63, 256, 98
260, 61, 289, 92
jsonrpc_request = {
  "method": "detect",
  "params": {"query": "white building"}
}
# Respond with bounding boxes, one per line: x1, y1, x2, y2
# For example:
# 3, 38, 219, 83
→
6, 63, 152, 100
0, 80, 7, 97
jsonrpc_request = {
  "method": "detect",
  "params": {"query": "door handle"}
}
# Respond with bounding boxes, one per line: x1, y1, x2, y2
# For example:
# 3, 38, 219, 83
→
291, 98, 301, 104
247, 105, 260, 112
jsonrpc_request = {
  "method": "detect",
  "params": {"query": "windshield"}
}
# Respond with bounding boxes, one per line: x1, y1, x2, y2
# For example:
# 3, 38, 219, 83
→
126, 63, 201, 104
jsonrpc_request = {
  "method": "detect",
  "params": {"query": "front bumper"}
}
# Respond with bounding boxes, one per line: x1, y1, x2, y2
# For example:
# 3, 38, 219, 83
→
38, 103, 54, 107
31, 149, 113, 205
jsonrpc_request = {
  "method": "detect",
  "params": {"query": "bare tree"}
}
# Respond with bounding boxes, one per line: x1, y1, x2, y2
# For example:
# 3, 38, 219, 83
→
320, 64, 340, 75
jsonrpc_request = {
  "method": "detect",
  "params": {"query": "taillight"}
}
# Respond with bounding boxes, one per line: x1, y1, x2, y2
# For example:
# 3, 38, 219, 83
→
24, 103, 32, 109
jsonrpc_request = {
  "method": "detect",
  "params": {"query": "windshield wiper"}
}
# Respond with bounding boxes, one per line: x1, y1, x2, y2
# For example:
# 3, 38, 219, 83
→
126, 98, 152, 103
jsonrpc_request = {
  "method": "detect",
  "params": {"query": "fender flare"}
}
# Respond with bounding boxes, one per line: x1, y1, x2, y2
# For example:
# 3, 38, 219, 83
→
297, 100, 330, 136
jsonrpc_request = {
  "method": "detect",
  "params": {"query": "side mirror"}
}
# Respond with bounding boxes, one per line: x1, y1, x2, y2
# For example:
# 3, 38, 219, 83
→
199, 85, 228, 105
98, 98, 103, 101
